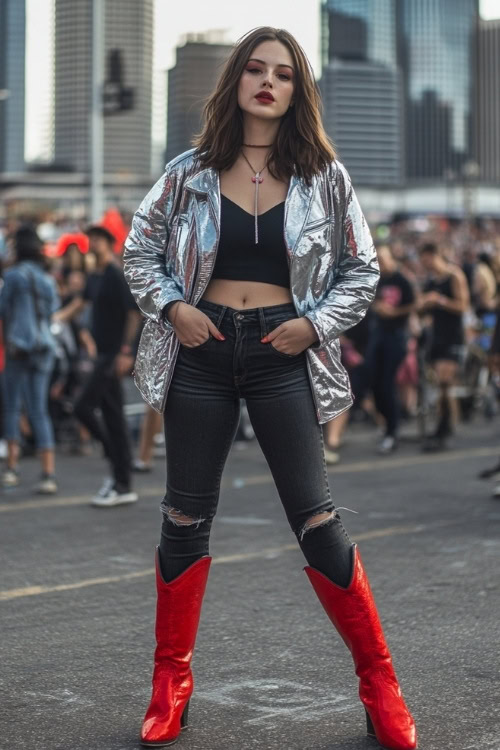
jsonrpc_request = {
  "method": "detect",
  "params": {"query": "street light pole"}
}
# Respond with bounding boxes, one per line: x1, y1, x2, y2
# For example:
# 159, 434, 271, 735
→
90, 0, 104, 222
462, 160, 480, 226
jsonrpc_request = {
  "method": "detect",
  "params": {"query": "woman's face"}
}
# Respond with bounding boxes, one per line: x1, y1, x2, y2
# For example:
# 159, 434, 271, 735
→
237, 40, 295, 122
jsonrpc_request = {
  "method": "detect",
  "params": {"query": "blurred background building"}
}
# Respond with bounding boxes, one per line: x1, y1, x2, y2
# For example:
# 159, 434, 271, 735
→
320, 0, 403, 187
319, 0, 479, 188
54, 0, 153, 178
166, 34, 231, 162
397, 0, 478, 182
477, 18, 500, 183
0, 0, 26, 174
0, 0, 499, 219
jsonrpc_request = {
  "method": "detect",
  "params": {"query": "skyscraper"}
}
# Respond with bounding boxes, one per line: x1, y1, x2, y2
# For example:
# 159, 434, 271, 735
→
322, 0, 397, 68
0, 0, 26, 174
397, 0, 479, 181
166, 36, 231, 162
321, 60, 403, 186
54, 0, 153, 177
321, 0, 403, 186
477, 19, 500, 183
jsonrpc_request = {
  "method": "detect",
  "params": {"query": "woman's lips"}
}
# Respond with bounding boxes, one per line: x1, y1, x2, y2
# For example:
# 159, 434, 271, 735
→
255, 93, 274, 103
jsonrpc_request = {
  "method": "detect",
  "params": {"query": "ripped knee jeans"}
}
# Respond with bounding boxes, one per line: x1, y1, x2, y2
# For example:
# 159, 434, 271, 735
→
159, 503, 353, 588
158, 299, 354, 588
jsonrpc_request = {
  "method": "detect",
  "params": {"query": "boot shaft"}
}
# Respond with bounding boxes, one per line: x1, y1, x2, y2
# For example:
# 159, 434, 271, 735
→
305, 546, 391, 673
153, 551, 211, 664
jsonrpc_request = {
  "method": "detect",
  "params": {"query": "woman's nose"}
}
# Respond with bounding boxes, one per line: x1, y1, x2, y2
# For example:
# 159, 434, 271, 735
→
261, 72, 273, 87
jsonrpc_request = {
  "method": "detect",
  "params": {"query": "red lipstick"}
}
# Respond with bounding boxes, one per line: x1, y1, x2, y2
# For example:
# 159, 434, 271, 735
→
255, 91, 275, 102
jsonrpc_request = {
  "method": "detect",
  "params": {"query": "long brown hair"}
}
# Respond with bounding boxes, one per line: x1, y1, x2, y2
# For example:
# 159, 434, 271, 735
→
193, 27, 336, 184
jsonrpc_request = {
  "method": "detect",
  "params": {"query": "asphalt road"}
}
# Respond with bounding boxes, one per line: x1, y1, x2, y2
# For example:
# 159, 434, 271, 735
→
1, 417, 500, 750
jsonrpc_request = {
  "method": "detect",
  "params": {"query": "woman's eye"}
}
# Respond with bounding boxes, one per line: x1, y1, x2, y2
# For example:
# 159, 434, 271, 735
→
246, 67, 261, 74
278, 74, 291, 81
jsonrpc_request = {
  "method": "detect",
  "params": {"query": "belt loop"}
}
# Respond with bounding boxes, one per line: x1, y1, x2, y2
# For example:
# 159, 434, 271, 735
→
258, 307, 267, 338
216, 305, 227, 329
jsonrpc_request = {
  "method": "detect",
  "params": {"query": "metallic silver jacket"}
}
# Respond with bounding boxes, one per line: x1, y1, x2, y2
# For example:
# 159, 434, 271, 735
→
123, 148, 379, 423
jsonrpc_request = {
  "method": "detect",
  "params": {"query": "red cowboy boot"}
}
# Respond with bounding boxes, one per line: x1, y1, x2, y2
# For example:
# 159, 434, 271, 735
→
140, 549, 211, 747
305, 545, 417, 750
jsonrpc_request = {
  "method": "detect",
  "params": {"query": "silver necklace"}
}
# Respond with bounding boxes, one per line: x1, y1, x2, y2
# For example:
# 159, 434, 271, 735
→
241, 151, 269, 244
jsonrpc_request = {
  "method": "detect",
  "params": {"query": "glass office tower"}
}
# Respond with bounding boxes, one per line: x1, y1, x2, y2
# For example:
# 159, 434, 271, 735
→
477, 19, 500, 183
397, 0, 479, 180
323, 0, 397, 68
321, 0, 402, 186
54, 0, 153, 176
322, 0, 479, 184
0, 0, 26, 173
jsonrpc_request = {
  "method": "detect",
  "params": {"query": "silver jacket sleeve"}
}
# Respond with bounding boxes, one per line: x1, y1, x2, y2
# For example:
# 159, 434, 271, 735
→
123, 166, 185, 323
304, 162, 379, 347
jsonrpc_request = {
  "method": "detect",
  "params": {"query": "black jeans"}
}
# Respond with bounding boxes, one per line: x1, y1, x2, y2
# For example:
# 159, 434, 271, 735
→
160, 300, 352, 587
74, 354, 132, 490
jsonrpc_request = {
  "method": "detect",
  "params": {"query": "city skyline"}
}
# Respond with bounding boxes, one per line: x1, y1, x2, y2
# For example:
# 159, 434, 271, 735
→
21, 0, 500, 164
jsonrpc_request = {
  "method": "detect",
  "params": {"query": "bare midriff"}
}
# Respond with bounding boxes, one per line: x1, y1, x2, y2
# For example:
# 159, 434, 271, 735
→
201, 279, 293, 310
206, 162, 292, 310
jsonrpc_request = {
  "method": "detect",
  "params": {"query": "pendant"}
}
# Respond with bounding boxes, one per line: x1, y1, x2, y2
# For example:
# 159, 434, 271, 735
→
253, 172, 261, 244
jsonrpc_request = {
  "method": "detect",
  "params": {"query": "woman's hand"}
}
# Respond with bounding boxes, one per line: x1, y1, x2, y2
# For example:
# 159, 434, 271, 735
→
420, 291, 446, 309
168, 302, 225, 347
115, 352, 135, 377
261, 317, 319, 355
372, 300, 397, 318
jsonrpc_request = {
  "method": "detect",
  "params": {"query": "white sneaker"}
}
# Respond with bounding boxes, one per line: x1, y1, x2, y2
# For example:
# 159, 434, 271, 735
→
91, 486, 138, 507
95, 476, 114, 497
2, 468, 20, 488
324, 446, 341, 465
378, 436, 396, 455
131, 459, 152, 473
36, 475, 58, 495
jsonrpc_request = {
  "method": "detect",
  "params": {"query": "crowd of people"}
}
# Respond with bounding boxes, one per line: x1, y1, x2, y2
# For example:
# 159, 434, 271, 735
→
325, 215, 500, 465
0, 211, 499, 499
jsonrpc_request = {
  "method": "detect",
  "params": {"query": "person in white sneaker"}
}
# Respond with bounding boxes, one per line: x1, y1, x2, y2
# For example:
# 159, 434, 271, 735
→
365, 246, 416, 455
55, 226, 141, 507
0, 226, 59, 494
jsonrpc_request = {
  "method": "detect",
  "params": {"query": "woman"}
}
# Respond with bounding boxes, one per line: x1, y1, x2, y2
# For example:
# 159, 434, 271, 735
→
124, 27, 416, 750
0, 226, 59, 493
418, 241, 470, 451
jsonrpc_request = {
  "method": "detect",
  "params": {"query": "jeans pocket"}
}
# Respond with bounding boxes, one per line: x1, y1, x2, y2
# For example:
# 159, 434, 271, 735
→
268, 342, 302, 359
181, 334, 213, 351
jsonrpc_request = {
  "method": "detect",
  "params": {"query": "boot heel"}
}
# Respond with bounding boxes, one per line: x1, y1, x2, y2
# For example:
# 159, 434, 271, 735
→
181, 700, 189, 730
366, 709, 376, 737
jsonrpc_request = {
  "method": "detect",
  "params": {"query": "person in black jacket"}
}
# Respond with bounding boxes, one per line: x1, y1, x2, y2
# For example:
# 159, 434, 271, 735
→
56, 225, 142, 506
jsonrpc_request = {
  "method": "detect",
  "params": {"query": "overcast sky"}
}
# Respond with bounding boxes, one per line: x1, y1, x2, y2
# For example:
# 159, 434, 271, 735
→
25, 0, 500, 161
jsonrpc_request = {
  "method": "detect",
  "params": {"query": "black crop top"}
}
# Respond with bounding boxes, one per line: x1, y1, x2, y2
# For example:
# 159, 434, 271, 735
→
211, 195, 290, 289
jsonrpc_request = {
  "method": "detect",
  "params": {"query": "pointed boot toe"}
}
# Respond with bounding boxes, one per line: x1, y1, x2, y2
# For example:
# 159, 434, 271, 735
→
305, 545, 417, 750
